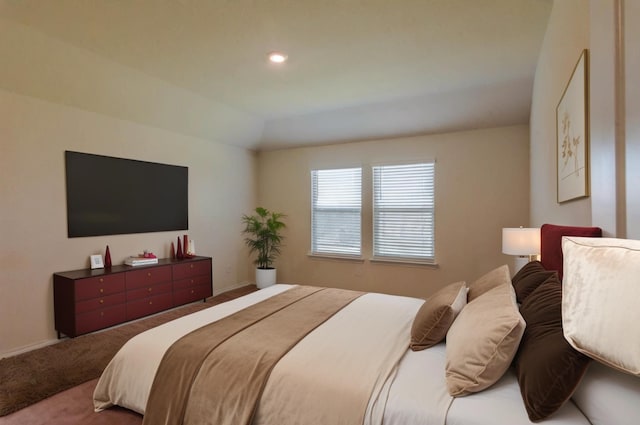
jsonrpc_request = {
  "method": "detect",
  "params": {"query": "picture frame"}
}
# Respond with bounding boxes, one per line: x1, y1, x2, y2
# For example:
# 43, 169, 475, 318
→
90, 254, 104, 269
557, 49, 589, 203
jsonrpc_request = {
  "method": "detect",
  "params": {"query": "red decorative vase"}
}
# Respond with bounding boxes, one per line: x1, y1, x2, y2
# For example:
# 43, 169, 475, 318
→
170, 242, 175, 259
176, 237, 183, 259
105, 245, 112, 268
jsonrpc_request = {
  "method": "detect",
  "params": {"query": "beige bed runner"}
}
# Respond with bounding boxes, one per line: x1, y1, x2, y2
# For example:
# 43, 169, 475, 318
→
142, 285, 363, 425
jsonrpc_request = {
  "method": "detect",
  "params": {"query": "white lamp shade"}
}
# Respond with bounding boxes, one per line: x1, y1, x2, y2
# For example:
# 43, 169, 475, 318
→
502, 227, 540, 256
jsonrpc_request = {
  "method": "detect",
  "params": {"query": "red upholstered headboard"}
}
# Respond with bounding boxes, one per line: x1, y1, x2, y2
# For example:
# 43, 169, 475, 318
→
540, 223, 602, 280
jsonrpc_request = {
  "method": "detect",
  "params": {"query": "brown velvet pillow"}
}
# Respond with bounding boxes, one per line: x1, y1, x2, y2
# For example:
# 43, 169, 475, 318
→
467, 264, 511, 302
511, 260, 556, 304
514, 274, 591, 422
446, 284, 525, 396
410, 281, 467, 351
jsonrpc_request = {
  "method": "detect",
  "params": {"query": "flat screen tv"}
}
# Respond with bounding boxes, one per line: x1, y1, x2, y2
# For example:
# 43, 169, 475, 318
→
65, 151, 188, 237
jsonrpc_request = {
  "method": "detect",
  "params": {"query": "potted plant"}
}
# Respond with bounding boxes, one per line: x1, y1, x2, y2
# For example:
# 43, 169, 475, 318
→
241, 207, 286, 288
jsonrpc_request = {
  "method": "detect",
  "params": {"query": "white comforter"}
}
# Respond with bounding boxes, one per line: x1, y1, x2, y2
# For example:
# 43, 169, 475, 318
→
94, 284, 452, 425
94, 284, 592, 425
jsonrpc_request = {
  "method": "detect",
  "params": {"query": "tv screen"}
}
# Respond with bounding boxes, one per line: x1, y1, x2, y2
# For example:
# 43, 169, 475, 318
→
65, 151, 188, 237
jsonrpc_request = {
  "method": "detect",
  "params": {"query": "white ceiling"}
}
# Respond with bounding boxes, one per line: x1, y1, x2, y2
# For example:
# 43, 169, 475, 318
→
0, 0, 552, 151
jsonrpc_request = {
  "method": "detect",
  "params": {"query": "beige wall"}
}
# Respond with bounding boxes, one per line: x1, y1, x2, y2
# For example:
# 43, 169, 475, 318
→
623, 0, 640, 239
530, 0, 591, 227
0, 89, 256, 356
257, 125, 530, 299
589, 0, 623, 237
530, 0, 640, 235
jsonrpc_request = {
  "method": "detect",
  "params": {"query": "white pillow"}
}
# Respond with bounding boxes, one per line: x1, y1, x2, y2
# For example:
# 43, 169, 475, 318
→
562, 236, 640, 376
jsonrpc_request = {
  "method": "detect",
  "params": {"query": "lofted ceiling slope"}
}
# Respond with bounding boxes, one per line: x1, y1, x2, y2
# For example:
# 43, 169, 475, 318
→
0, 0, 552, 151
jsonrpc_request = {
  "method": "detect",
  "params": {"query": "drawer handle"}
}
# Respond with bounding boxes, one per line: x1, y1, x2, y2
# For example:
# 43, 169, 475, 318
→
147, 272, 152, 277
99, 299, 104, 304
149, 301, 153, 305
191, 289, 195, 294
100, 312, 104, 317
100, 288, 104, 293
148, 287, 152, 292
99, 278, 104, 283
190, 264, 194, 269
191, 279, 194, 284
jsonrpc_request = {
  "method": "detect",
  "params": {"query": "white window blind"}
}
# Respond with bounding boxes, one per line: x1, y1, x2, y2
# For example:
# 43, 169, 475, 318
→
373, 162, 435, 262
311, 168, 362, 256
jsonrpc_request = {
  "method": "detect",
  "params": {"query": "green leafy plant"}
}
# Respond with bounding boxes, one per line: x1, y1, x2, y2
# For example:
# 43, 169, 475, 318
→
241, 207, 286, 269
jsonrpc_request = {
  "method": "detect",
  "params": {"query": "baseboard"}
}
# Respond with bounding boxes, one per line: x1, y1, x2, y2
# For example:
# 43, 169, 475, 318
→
212, 281, 254, 296
1, 338, 60, 359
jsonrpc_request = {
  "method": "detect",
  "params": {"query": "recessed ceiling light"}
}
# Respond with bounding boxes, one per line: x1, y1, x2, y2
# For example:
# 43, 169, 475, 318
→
268, 52, 288, 64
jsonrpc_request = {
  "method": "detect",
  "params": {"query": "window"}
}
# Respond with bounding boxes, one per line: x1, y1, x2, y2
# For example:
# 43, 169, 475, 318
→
311, 168, 362, 256
373, 162, 435, 263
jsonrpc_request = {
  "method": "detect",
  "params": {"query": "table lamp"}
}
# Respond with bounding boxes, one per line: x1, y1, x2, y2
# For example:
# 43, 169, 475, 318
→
502, 227, 540, 274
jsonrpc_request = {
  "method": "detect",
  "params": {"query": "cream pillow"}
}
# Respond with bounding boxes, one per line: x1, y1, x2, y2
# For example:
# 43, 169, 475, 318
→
445, 283, 525, 396
562, 236, 640, 376
410, 281, 467, 351
467, 264, 511, 301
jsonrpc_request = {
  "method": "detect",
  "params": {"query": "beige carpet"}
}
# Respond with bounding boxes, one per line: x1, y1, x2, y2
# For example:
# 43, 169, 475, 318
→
0, 285, 257, 418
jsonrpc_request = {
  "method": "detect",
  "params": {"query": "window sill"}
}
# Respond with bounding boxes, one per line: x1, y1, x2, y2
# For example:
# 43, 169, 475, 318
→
369, 256, 439, 268
307, 252, 365, 263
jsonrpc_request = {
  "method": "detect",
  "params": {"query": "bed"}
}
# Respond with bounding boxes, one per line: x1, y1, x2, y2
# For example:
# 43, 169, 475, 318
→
93, 224, 640, 425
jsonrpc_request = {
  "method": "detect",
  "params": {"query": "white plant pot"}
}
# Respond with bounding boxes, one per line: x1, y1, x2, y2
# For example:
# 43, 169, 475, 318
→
256, 268, 276, 289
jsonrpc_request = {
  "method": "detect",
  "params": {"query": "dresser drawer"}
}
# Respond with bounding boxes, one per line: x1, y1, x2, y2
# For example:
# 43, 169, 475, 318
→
173, 274, 211, 290
126, 265, 172, 289
174, 284, 212, 306
75, 274, 125, 301
76, 304, 126, 335
126, 292, 174, 321
75, 292, 126, 315
126, 281, 172, 301
172, 260, 211, 280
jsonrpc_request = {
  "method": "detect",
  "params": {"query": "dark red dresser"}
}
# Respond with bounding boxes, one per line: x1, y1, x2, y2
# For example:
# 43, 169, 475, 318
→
53, 256, 212, 338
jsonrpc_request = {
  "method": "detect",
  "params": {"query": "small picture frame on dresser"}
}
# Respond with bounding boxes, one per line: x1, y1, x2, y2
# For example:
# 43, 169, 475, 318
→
90, 254, 104, 269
